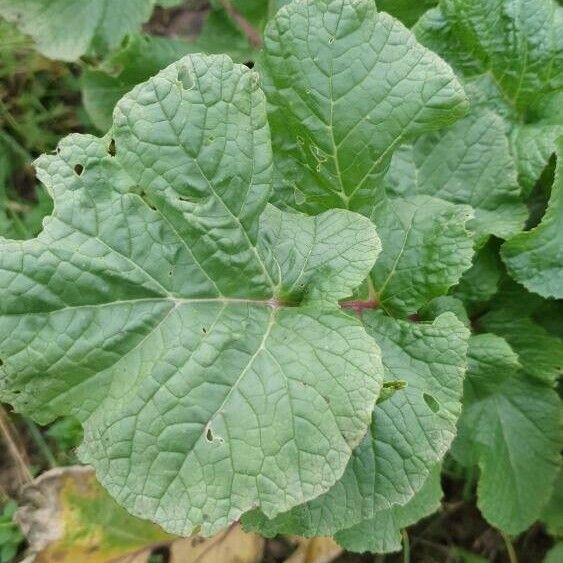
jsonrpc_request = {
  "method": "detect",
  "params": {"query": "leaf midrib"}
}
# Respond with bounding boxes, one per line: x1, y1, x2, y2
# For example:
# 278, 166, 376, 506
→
1, 296, 288, 318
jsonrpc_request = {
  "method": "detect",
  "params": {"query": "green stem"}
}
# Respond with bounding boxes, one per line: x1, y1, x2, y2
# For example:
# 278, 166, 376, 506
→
501, 531, 518, 563
22, 417, 57, 469
402, 529, 411, 563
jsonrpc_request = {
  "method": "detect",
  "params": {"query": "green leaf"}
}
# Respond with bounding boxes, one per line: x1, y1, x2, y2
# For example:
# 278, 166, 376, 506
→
479, 310, 563, 383
82, 35, 197, 131
545, 543, 563, 563
452, 334, 562, 534
510, 120, 563, 197
501, 138, 563, 299
369, 195, 474, 316
384, 108, 526, 241
0, 55, 384, 537
259, 0, 468, 214
195, 7, 255, 62
0, 0, 155, 61
377, 0, 438, 27
419, 296, 470, 328
415, 0, 563, 191
437, 0, 562, 111
454, 239, 503, 313
541, 469, 563, 537
334, 465, 442, 554
243, 312, 468, 537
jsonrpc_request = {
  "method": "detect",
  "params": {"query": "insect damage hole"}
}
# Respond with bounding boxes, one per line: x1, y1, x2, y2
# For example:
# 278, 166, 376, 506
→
423, 393, 440, 413
205, 426, 214, 442
74, 164, 84, 176
204, 425, 223, 444
108, 138, 116, 156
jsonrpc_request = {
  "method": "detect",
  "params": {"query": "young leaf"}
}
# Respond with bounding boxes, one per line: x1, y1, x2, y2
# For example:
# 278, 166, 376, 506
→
243, 312, 469, 537
0, 55, 384, 537
451, 334, 562, 534
0, 0, 155, 61
369, 195, 474, 316
415, 0, 563, 193
501, 138, 563, 299
259, 0, 468, 214
334, 465, 443, 554
384, 108, 526, 241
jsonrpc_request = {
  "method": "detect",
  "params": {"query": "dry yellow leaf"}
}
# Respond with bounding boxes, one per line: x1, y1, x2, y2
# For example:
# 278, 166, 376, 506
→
16, 466, 264, 563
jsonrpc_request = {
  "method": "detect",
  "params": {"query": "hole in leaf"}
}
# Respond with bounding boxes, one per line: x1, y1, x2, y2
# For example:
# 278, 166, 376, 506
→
108, 139, 116, 156
423, 393, 440, 413
202, 327, 207, 334
244, 61, 255, 69
149, 545, 170, 563
74, 164, 84, 176
205, 427, 214, 442
177, 66, 194, 89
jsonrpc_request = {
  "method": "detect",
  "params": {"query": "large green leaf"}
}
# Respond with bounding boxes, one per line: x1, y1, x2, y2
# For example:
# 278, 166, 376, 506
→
384, 108, 526, 241
501, 138, 563, 298
451, 334, 562, 534
0, 55, 384, 537
415, 0, 563, 194
259, 0, 468, 214
334, 465, 442, 554
243, 312, 468, 537
0, 0, 155, 61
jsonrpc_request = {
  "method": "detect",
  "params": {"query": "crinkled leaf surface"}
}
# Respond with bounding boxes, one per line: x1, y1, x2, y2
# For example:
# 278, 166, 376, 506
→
451, 334, 562, 534
479, 309, 563, 383
501, 138, 563, 298
415, 0, 563, 193
259, 0, 468, 214
0, 0, 155, 61
510, 118, 563, 197
334, 465, 442, 554
0, 55, 384, 536
384, 108, 526, 241
369, 195, 473, 317
82, 35, 196, 131
243, 312, 468, 537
